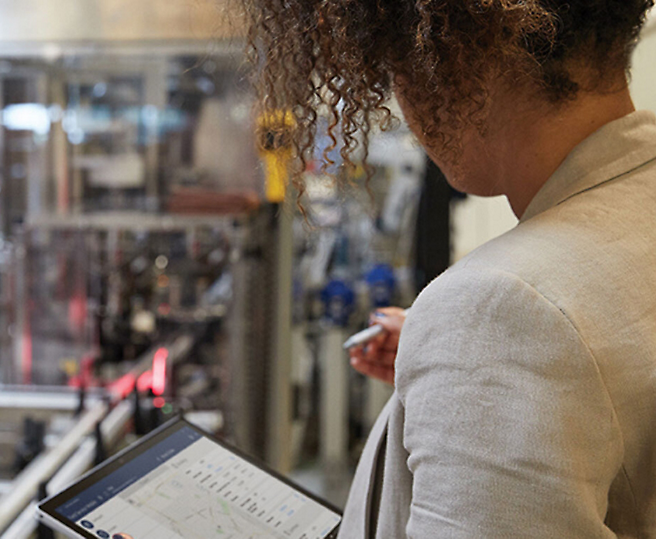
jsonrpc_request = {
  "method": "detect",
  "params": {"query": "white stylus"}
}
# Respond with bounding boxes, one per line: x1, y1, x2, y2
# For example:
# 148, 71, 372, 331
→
343, 325, 385, 350
342, 309, 409, 350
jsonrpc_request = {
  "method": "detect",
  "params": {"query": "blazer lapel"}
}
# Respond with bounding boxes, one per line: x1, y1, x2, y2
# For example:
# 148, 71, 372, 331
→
338, 397, 393, 539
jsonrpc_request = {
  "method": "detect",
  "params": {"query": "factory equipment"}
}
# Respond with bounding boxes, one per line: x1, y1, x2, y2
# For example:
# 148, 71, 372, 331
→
0, 35, 262, 434
0, 2, 458, 530
0, 14, 289, 533
0, 204, 303, 536
11, 214, 237, 390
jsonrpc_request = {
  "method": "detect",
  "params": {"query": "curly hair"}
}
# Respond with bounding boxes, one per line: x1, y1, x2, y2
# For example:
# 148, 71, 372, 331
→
241, 0, 654, 191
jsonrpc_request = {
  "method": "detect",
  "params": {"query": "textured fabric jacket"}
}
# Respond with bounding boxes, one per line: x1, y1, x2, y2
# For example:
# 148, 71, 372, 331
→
338, 111, 656, 539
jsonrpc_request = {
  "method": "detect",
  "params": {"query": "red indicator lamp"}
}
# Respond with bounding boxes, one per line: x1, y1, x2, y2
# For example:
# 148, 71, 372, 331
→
151, 347, 169, 397
109, 373, 136, 400
123, 347, 169, 398
153, 397, 166, 408
137, 370, 153, 393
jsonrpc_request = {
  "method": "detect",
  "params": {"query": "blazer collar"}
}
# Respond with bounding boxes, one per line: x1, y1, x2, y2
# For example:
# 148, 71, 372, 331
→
520, 110, 656, 223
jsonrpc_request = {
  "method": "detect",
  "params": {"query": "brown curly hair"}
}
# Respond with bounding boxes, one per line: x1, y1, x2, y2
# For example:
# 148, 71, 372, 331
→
240, 0, 654, 192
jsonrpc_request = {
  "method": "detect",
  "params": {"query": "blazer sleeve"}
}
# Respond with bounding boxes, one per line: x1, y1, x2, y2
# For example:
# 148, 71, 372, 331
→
395, 267, 623, 539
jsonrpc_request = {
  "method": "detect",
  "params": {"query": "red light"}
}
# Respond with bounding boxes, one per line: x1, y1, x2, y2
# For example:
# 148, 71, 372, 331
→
22, 330, 32, 385
137, 370, 153, 393
109, 373, 136, 400
151, 348, 169, 396
68, 295, 87, 331
153, 397, 166, 408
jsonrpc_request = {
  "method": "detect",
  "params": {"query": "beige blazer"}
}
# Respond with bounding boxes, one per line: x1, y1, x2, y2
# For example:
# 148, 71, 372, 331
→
339, 111, 656, 539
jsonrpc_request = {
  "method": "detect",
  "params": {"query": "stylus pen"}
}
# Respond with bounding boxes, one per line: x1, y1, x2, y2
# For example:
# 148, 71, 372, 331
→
342, 309, 409, 350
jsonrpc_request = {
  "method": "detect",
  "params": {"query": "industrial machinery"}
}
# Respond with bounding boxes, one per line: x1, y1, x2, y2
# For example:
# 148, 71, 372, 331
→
0, 6, 281, 533
0, 4, 448, 534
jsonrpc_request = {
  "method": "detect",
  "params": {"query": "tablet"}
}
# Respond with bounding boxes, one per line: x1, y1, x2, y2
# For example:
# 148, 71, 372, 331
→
37, 417, 341, 539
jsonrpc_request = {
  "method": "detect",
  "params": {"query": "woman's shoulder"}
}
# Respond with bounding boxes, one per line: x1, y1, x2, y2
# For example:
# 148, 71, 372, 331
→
406, 261, 555, 334
409, 221, 556, 318
416, 193, 638, 318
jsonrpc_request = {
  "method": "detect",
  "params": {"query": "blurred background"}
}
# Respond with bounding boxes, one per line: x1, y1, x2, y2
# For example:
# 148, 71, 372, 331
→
0, 1, 653, 537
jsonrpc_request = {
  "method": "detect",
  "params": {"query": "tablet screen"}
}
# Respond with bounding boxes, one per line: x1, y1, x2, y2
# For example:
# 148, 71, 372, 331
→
48, 423, 341, 539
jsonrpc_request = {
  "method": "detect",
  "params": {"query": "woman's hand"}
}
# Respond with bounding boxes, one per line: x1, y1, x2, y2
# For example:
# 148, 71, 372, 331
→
349, 307, 407, 386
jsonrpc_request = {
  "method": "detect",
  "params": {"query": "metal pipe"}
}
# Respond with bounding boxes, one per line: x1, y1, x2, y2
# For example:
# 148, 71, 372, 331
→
0, 387, 102, 411
0, 333, 195, 533
0, 401, 132, 539
48, 400, 133, 494
0, 502, 37, 539
0, 402, 107, 534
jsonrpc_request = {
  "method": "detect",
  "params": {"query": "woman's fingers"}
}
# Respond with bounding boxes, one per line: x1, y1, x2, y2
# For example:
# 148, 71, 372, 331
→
350, 355, 394, 385
371, 306, 406, 319
370, 308, 406, 337
362, 341, 397, 365
350, 344, 396, 385
350, 343, 395, 365
348, 306, 407, 385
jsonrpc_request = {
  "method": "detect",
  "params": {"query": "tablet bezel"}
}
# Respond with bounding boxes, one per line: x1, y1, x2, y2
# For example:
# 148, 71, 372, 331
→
38, 416, 342, 539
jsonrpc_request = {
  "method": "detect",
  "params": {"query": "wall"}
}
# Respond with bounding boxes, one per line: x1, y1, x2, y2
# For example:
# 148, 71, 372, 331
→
451, 196, 517, 263
631, 15, 656, 113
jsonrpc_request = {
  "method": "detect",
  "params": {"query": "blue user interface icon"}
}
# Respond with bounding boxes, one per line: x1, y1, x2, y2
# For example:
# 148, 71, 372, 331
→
97, 531, 109, 538
80, 521, 94, 529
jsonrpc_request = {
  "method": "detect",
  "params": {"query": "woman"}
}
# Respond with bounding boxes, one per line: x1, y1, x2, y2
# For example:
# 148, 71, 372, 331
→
241, 1, 656, 537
